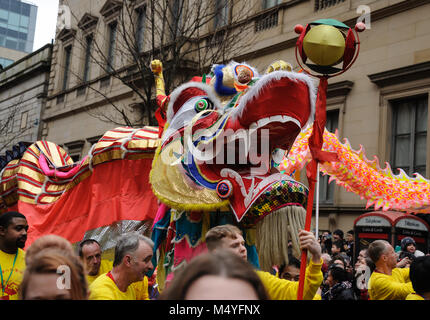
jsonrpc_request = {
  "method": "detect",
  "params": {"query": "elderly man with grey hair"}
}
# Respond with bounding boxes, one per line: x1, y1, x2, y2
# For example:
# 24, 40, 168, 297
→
89, 232, 154, 300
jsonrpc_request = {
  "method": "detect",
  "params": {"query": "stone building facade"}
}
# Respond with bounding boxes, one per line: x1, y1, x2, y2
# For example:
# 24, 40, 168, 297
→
43, 0, 430, 233
0, 43, 52, 155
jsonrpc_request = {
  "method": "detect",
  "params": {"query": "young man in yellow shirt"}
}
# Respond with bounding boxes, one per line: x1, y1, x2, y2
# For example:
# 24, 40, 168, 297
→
88, 232, 153, 300
205, 224, 323, 300
367, 240, 414, 300
0, 211, 28, 300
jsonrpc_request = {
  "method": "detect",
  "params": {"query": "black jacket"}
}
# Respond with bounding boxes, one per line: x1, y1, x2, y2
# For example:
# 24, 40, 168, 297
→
322, 281, 356, 300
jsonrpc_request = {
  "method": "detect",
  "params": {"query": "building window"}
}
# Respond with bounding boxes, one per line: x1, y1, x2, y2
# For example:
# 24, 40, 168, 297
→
107, 21, 117, 72
20, 111, 28, 130
62, 45, 72, 90
83, 35, 93, 82
318, 109, 339, 204
136, 6, 146, 52
7, 114, 14, 133
391, 96, 428, 177
315, 0, 346, 11
263, 0, 282, 9
171, 0, 183, 39
76, 86, 86, 97
214, 0, 229, 29
100, 76, 111, 89
255, 9, 278, 32
207, 29, 225, 48
64, 140, 85, 162
87, 135, 103, 147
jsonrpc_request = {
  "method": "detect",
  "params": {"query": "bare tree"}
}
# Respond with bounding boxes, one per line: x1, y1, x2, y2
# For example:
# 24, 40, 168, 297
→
62, 0, 258, 127
0, 95, 34, 155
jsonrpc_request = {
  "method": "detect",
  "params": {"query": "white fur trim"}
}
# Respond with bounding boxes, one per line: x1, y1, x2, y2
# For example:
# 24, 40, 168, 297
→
230, 71, 317, 130
166, 81, 222, 123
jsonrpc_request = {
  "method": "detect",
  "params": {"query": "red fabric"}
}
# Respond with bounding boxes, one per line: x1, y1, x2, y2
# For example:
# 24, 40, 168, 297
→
296, 24, 310, 63
308, 78, 339, 165
234, 78, 312, 128
156, 94, 169, 110
343, 29, 356, 70
190, 76, 211, 84
155, 106, 167, 137
298, 77, 339, 300
17, 158, 158, 248
172, 87, 207, 116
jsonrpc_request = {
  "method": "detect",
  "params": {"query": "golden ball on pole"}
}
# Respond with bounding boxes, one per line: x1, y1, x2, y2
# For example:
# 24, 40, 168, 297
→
303, 25, 346, 66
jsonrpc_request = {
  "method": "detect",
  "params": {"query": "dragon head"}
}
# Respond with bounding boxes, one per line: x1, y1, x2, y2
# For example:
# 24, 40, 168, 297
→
150, 61, 316, 270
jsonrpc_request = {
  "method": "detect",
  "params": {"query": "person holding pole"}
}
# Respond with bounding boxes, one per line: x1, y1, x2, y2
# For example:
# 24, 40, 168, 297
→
205, 224, 323, 300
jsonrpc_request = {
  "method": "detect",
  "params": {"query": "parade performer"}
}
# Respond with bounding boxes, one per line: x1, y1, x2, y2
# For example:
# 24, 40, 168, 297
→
204, 224, 322, 300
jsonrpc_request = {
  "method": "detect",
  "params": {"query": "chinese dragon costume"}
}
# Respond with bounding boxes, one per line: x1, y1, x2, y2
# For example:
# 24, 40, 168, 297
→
0, 59, 429, 291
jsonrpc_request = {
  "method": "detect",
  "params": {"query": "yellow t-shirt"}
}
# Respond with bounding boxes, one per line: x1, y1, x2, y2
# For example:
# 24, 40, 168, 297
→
406, 293, 425, 300
86, 260, 149, 300
86, 260, 113, 285
88, 272, 149, 300
0, 248, 26, 300
256, 258, 323, 300
368, 268, 413, 300
89, 272, 136, 300
130, 277, 149, 300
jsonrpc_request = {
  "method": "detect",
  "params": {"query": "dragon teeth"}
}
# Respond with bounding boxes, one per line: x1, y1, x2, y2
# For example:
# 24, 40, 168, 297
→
251, 115, 299, 130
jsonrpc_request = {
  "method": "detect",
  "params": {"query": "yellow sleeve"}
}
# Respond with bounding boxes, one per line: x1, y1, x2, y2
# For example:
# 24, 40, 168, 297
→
257, 259, 323, 300
257, 270, 297, 300
303, 258, 324, 300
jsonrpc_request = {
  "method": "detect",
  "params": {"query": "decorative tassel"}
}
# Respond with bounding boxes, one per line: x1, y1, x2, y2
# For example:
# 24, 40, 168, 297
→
255, 206, 306, 272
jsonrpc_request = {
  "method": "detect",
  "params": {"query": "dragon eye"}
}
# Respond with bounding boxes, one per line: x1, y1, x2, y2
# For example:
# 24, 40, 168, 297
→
195, 98, 212, 112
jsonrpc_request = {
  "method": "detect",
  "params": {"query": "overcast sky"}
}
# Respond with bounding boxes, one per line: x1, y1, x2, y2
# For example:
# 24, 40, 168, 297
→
31, 0, 60, 51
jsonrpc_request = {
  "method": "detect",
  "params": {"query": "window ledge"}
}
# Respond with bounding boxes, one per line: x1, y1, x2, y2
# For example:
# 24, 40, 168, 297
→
368, 61, 430, 88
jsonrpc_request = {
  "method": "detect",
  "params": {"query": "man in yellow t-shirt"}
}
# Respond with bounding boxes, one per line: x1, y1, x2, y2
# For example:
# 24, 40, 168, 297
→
79, 239, 111, 285
89, 232, 153, 300
0, 211, 29, 300
367, 240, 414, 300
80, 238, 150, 299
205, 224, 323, 300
